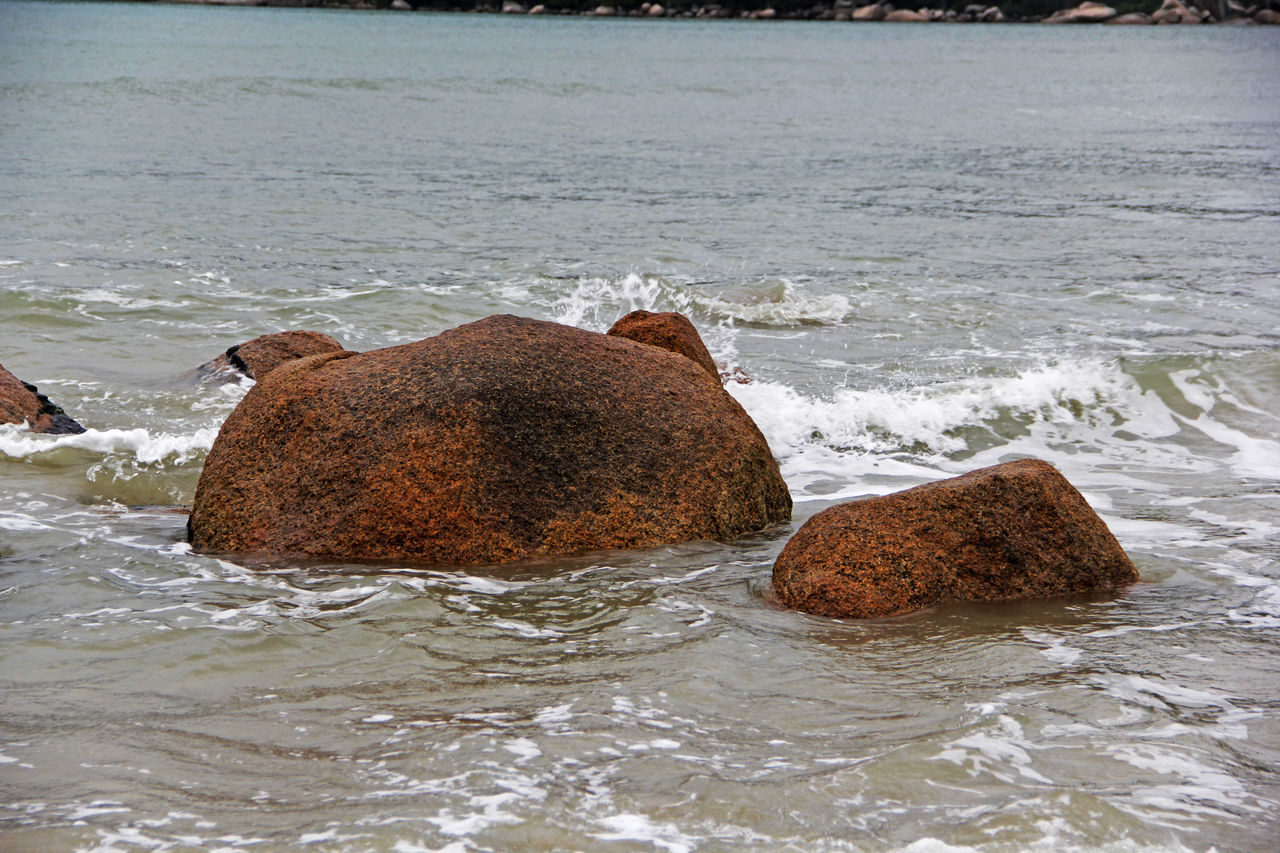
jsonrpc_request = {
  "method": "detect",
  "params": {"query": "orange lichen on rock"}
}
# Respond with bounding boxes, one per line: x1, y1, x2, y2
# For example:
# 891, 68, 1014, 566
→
772, 458, 1139, 619
198, 330, 346, 381
188, 315, 791, 563
0, 364, 85, 434
606, 310, 720, 381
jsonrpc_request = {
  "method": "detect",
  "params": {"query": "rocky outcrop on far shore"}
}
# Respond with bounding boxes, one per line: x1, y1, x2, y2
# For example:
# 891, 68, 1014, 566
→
159, 0, 1280, 24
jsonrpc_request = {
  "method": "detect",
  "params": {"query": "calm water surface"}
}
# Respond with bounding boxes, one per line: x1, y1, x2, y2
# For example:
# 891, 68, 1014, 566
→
2, 3, 1279, 850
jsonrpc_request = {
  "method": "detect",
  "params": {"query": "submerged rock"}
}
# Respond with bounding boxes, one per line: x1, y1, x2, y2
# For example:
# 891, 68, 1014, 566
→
189, 314, 791, 563
772, 458, 1138, 619
606, 310, 720, 381
197, 330, 346, 381
0, 364, 85, 435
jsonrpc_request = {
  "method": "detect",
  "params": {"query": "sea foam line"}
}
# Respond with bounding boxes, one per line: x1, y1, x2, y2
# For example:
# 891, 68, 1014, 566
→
0, 425, 218, 464
729, 360, 1138, 459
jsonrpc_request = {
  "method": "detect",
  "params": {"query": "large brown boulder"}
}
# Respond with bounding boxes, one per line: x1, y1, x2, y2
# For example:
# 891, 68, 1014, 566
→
189, 315, 791, 563
606, 310, 720, 381
0, 364, 85, 435
772, 459, 1138, 619
197, 330, 345, 381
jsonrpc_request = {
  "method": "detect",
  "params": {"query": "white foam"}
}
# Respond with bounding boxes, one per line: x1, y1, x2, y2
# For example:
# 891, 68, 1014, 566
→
0, 425, 217, 465
900, 841, 976, 853
1210, 563, 1280, 619
549, 272, 849, 334
75, 288, 184, 310
1105, 742, 1256, 817
730, 360, 1138, 464
417, 573, 527, 596
534, 703, 576, 726
0, 515, 53, 531
1179, 412, 1280, 478
1023, 631, 1084, 666
697, 280, 851, 326
593, 813, 700, 853
67, 800, 130, 820
490, 619, 564, 639
932, 714, 1052, 785
503, 738, 541, 763
1093, 675, 1236, 712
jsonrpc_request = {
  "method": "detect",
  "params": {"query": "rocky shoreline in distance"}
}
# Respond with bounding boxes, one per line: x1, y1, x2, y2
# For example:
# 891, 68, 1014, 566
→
149, 0, 1280, 25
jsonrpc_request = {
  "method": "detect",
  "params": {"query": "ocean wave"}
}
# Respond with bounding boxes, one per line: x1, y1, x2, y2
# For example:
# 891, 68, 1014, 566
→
549, 272, 851, 333
0, 425, 217, 465
730, 360, 1137, 460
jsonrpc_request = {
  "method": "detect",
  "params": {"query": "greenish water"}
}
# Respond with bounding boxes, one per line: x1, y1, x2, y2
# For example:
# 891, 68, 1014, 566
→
2, 3, 1279, 850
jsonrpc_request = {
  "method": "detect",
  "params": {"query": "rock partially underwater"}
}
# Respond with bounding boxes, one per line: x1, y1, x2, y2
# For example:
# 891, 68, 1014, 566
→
196, 330, 346, 382
773, 458, 1138, 619
0, 364, 86, 434
189, 314, 791, 563
607, 310, 721, 381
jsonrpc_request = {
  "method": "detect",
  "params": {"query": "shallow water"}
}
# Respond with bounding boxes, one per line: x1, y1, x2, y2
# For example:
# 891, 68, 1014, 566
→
2, 3, 1279, 850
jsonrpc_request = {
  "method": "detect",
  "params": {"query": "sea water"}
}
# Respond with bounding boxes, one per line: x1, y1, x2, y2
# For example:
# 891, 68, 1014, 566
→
1, 2, 1279, 850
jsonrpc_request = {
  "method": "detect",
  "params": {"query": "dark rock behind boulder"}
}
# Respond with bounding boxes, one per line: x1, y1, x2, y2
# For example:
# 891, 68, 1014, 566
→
0, 364, 86, 434
189, 314, 791, 563
197, 330, 346, 381
772, 458, 1138, 619
606, 310, 720, 380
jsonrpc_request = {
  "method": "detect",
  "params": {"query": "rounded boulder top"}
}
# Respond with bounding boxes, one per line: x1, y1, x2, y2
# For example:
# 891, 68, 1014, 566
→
606, 310, 720, 381
197, 330, 347, 382
189, 314, 792, 564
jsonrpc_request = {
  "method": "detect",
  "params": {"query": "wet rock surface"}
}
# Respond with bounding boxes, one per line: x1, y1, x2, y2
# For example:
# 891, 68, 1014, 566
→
197, 330, 346, 381
0, 364, 86, 435
606, 310, 720, 381
773, 458, 1139, 619
189, 314, 791, 563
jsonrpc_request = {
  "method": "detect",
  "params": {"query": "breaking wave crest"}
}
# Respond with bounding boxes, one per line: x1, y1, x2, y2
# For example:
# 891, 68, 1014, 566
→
731, 360, 1138, 459
549, 272, 852, 333
0, 424, 218, 466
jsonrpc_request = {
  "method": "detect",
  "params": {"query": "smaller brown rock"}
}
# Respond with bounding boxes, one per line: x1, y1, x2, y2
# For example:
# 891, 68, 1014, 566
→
197, 330, 346, 381
606, 311, 720, 381
773, 458, 1139, 619
0, 364, 86, 434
